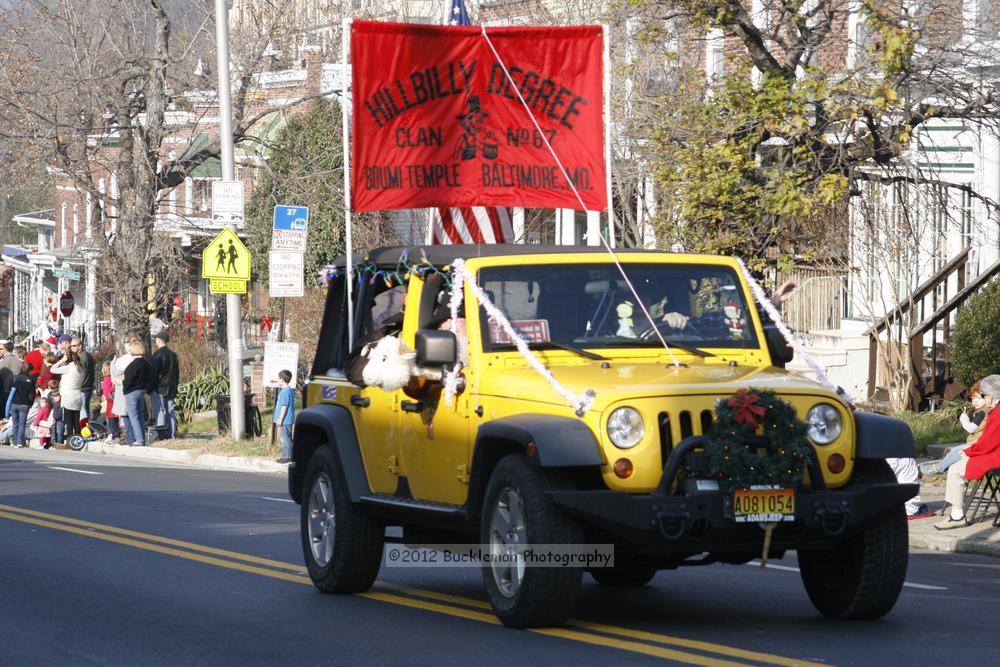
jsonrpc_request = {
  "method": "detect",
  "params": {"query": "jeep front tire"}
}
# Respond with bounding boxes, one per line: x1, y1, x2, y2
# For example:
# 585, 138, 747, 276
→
481, 453, 582, 628
797, 461, 908, 619
301, 446, 384, 594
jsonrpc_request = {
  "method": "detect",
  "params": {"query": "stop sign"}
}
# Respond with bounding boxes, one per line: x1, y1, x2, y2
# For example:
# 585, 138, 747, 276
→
59, 290, 75, 317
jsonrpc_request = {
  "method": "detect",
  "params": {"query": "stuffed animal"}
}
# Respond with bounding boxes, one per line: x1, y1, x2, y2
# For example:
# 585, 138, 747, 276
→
616, 301, 636, 338
361, 335, 417, 392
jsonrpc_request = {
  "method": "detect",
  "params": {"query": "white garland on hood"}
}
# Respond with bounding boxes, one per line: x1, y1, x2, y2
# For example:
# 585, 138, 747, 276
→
444, 259, 596, 416
735, 258, 850, 404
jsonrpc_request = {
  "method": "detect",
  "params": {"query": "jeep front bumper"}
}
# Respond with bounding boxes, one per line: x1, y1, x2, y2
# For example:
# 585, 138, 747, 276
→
546, 435, 918, 554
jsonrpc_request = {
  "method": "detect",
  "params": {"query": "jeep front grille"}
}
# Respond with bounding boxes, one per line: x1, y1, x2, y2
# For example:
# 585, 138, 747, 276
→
657, 406, 717, 468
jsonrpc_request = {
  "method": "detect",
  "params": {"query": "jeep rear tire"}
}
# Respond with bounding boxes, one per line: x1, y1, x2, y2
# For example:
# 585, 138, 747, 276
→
301, 446, 384, 594
798, 461, 908, 619
481, 454, 582, 628
590, 566, 657, 587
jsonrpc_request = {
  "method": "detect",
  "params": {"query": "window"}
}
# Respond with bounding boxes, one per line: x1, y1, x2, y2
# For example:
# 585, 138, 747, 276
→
705, 29, 725, 83
478, 263, 758, 352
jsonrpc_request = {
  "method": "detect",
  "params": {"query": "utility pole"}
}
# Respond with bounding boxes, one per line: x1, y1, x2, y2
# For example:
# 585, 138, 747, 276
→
214, 0, 245, 439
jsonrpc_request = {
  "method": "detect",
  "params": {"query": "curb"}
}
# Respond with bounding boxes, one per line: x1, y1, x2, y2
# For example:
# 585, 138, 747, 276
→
85, 441, 288, 474
908, 521, 1000, 557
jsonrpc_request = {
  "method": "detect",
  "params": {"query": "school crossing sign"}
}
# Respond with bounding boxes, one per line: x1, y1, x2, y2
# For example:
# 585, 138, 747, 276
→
202, 227, 252, 294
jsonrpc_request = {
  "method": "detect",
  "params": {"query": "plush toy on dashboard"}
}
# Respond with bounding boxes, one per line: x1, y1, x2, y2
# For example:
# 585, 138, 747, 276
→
616, 301, 636, 338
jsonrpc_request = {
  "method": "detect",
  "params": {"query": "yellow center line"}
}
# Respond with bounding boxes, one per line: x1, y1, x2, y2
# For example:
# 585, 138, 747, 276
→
0, 504, 830, 667
361, 593, 752, 667
0, 503, 304, 572
0, 510, 311, 585
374, 582, 827, 667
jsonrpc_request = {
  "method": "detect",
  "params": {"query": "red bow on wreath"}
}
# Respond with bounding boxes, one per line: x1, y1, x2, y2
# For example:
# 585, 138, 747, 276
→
727, 390, 766, 429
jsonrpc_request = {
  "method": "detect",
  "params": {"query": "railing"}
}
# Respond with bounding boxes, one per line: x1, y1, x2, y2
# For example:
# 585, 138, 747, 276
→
776, 267, 847, 334
865, 247, 1000, 409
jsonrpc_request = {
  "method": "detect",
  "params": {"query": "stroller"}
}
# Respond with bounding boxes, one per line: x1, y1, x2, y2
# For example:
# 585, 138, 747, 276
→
68, 419, 109, 452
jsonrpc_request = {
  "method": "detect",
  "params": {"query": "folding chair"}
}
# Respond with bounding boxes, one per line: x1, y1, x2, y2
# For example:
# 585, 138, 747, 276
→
963, 469, 1000, 526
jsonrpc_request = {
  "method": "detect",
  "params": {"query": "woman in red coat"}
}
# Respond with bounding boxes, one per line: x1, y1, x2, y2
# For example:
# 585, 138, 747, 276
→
937, 374, 1000, 529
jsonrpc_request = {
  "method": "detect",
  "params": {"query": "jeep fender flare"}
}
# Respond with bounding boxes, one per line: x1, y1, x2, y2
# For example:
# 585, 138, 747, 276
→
853, 411, 917, 460
288, 403, 370, 504
466, 414, 603, 522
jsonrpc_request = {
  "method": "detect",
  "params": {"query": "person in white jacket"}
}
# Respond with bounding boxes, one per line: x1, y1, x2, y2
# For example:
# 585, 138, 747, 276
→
109, 338, 136, 445
50, 351, 84, 439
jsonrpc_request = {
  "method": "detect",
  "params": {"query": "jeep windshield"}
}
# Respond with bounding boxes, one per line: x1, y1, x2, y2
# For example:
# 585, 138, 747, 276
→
478, 263, 759, 353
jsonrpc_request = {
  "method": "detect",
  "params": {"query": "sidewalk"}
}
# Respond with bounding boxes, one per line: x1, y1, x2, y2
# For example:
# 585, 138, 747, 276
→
908, 478, 1000, 557
83, 439, 288, 474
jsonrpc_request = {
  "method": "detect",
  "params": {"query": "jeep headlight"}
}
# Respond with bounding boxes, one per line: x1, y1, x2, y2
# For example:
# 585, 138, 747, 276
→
806, 403, 842, 444
607, 407, 644, 449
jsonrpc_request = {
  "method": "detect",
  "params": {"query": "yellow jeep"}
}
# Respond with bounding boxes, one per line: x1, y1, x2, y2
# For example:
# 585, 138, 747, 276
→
289, 246, 917, 628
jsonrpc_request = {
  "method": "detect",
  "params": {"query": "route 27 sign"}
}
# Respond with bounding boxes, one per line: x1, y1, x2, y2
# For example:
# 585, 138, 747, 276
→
271, 205, 309, 252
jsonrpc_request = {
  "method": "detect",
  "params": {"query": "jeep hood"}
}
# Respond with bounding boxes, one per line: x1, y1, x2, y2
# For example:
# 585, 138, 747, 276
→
477, 361, 836, 412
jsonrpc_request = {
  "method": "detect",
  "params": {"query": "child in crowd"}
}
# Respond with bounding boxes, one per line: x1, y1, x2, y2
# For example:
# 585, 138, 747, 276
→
274, 370, 295, 464
50, 392, 64, 446
920, 380, 990, 476
0, 418, 11, 445
100, 361, 120, 442
959, 381, 988, 434
41, 378, 58, 400
33, 396, 53, 449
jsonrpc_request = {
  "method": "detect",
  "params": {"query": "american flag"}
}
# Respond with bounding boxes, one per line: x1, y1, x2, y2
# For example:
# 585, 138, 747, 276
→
429, 0, 516, 245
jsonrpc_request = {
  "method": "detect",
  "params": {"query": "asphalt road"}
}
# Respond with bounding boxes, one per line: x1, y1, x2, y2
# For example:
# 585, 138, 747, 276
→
2, 448, 998, 666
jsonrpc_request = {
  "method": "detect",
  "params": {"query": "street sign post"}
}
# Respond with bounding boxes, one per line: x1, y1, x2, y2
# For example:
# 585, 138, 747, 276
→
212, 181, 244, 227
262, 341, 300, 388
53, 267, 81, 281
271, 205, 309, 251
202, 227, 252, 294
269, 251, 304, 298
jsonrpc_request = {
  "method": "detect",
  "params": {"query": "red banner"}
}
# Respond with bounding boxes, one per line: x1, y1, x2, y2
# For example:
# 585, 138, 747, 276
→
350, 21, 606, 213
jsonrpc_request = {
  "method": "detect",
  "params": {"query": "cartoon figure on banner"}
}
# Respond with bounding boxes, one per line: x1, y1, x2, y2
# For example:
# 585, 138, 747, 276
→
455, 96, 499, 161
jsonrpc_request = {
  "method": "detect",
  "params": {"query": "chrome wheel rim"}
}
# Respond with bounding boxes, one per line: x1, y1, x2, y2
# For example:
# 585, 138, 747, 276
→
307, 472, 336, 567
489, 486, 527, 598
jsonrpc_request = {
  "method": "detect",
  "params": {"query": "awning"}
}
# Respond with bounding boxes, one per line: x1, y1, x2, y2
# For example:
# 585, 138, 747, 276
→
236, 110, 289, 161
174, 132, 222, 179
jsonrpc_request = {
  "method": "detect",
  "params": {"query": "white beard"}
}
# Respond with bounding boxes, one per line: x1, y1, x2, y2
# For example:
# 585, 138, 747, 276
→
362, 335, 416, 391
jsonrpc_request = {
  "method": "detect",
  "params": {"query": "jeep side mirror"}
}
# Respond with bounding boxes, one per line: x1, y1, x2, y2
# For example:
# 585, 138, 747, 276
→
416, 329, 457, 367
764, 324, 794, 368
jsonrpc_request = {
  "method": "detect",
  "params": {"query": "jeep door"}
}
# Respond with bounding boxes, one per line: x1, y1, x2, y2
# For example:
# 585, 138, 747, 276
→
349, 277, 407, 495
396, 276, 472, 506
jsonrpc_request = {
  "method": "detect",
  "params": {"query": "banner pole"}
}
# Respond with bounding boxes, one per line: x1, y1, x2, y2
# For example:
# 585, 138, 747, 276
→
342, 18, 354, 351
602, 23, 616, 248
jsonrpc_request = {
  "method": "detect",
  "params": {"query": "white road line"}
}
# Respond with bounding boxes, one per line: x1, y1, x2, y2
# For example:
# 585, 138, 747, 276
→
47, 466, 103, 476
901, 582, 949, 591
747, 561, 948, 590
261, 496, 295, 503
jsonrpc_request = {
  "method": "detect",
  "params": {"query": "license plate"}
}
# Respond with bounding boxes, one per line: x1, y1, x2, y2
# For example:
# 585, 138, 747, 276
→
732, 486, 795, 523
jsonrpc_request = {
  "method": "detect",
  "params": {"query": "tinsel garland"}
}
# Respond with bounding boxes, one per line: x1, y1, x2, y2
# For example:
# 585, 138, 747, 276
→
705, 389, 811, 492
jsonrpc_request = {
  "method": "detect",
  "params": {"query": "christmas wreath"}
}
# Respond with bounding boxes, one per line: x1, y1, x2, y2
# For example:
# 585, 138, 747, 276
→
705, 389, 811, 492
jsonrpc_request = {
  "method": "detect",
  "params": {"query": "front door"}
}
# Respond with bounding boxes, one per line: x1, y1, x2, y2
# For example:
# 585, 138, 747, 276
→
397, 385, 471, 505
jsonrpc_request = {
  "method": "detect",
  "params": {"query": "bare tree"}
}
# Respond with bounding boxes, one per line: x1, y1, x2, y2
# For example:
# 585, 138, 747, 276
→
0, 0, 310, 335
621, 1, 1000, 260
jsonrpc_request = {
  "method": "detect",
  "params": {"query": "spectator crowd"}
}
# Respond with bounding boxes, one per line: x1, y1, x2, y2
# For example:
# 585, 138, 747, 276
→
0, 330, 179, 449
